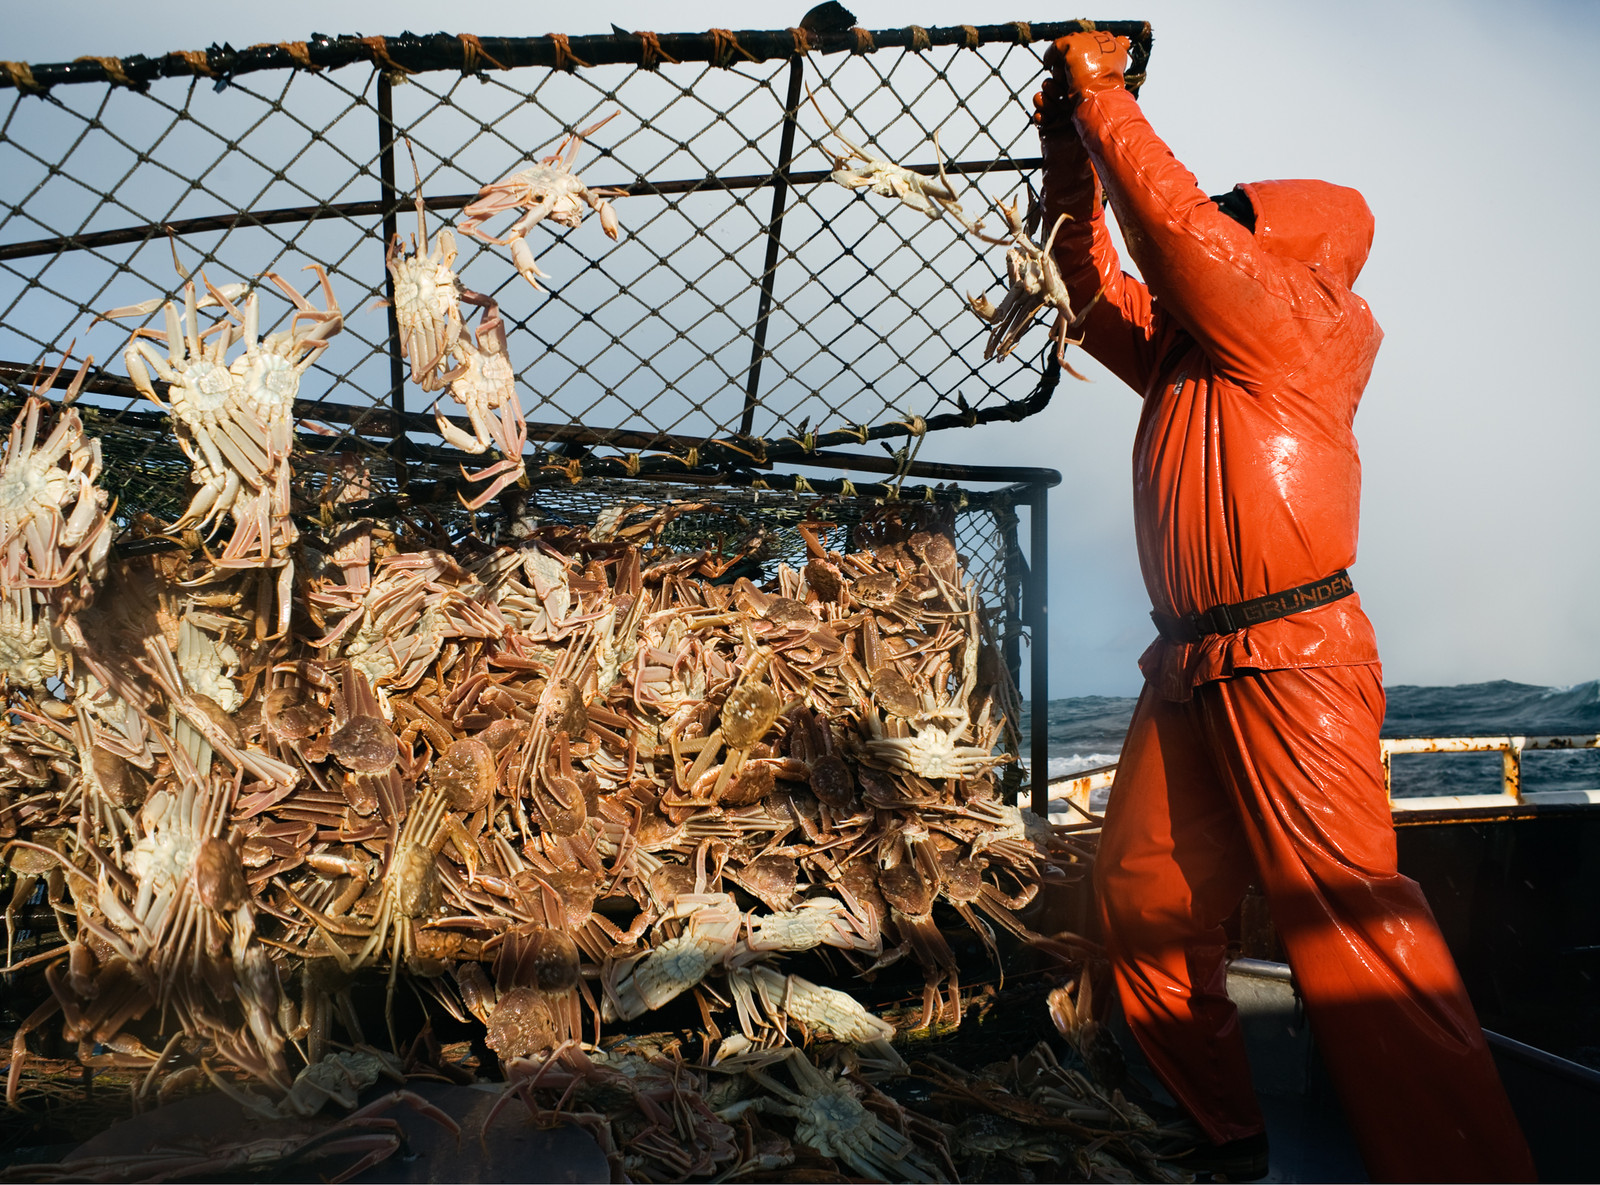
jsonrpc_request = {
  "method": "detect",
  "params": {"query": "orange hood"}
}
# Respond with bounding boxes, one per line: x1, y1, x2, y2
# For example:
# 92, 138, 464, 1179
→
1237, 179, 1375, 287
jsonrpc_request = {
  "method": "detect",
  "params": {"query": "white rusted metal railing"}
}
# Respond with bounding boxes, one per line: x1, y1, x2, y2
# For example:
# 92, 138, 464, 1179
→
1378, 734, 1600, 813
1045, 735, 1600, 824
1047, 763, 1118, 823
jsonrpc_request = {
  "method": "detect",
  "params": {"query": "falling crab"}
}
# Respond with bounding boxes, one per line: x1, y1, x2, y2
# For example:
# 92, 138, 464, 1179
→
808, 87, 973, 229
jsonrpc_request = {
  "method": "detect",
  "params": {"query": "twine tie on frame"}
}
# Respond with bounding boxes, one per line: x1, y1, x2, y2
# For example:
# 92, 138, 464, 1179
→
357, 37, 414, 83
548, 33, 591, 72
74, 56, 140, 89
637, 32, 681, 70
457, 34, 506, 75
168, 50, 215, 78
708, 29, 759, 68
0, 61, 46, 96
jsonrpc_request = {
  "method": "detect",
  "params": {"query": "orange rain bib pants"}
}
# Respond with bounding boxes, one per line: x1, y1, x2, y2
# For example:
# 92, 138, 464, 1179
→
1040, 81, 1535, 1181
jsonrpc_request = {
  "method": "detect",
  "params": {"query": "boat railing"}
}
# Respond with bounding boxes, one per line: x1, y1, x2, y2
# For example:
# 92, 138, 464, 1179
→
1045, 734, 1600, 824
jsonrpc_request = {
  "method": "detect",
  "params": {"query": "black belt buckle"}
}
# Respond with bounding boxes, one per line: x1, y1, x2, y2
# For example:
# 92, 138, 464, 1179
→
1150, 608, 1199, 644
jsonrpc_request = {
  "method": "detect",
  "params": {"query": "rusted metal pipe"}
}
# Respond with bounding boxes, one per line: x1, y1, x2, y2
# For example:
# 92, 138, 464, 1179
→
1052, 734, 1600, 821
1381, 734, 1600, 754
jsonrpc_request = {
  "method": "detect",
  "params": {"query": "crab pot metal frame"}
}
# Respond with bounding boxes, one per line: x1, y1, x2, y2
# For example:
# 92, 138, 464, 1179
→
0, 15, 1151, 479
0, 13, 1105, 807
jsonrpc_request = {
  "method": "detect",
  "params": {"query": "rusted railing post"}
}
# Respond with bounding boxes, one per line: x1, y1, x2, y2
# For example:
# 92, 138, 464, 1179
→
1503, 737, 1524, 801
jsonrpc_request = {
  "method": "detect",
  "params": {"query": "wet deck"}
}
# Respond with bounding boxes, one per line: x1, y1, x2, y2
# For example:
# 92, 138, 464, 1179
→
1155, 960, 1600, 1182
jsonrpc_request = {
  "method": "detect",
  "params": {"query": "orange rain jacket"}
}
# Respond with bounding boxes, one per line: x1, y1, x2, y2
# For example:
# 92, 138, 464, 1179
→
1040, 86, 1382, 701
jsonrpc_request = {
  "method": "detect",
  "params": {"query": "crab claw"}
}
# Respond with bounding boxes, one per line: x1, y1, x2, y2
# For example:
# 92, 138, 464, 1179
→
509, 238, 551, 292
967, 293, 997, 323
998, 195, 1026, 236
595, 198, 620, 242
434, 402, 490, 454
123, 347, 162, 401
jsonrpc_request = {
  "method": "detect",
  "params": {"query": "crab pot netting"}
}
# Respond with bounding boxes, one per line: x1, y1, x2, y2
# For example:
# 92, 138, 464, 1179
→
528, 477, 1013, 591
0, 19, 1149, 520
393, 474, 1027, 754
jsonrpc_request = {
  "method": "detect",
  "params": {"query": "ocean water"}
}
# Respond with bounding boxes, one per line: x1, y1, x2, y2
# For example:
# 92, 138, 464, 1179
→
1018, 679, 1600, 797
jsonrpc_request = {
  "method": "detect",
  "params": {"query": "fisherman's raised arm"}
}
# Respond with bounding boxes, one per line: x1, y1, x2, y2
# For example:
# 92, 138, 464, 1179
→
1033, 75, 1160, 394
1047, 32, 1349, 392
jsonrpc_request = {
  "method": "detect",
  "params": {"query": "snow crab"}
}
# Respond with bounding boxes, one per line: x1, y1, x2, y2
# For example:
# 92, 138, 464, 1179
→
969, 192, 1098, 375
437, 299, 529, 510
602, 891, 745, 1022
282, 782, 458, 1045
224, 265, 343, 440
382, 143, 470, 391
107, 271, 267, 534
732, 1048, 944, 1182
808, 87, 979, 233
457, 113, 624, 292
0, 360, 111, 611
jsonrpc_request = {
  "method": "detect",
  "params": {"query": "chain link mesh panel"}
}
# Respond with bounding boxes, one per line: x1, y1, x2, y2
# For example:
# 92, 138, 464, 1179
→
0, 22, 1122, 711
0, 21, 1149, 508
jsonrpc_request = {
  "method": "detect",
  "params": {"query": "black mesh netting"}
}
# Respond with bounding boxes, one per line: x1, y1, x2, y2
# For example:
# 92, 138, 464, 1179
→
0, 20, 1148, 506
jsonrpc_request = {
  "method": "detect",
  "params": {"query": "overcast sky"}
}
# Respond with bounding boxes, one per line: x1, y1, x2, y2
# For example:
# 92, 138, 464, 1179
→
7, 0, 1598, 697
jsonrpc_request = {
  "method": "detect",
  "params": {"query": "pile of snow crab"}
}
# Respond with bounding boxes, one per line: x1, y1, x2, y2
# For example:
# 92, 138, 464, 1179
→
0, 108, 1174, 1182
0, 362, 1173, 1178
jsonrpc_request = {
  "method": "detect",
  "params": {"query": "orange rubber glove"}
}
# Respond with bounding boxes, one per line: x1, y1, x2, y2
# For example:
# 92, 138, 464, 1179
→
1032, 78, 1076, 138
1043, 30, 1131, 106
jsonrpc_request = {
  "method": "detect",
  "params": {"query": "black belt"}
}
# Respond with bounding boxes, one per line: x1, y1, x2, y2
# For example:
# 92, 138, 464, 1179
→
1150, 570, 1354, 644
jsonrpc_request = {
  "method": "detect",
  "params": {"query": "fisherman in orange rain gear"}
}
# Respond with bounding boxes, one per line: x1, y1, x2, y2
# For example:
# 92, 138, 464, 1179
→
1032, 31, 1535, 1183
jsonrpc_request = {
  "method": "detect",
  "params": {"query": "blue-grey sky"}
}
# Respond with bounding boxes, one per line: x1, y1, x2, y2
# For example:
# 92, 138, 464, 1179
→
7, 1, 1598, 696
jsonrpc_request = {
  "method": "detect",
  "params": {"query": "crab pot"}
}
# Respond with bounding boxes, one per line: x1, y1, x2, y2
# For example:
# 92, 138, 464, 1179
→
0, 15, 1159, 1182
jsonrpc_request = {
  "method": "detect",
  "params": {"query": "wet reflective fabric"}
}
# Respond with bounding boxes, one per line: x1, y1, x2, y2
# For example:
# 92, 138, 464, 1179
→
1096, 667, 1534, 1180
1041, 83, 1383, 704
1040, 39, 1536, 1181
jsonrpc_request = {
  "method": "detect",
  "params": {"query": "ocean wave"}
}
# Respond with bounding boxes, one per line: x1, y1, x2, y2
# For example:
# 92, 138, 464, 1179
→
1383, 679, 1600, 737
1014, 680, 1600, 797
1017, 753, 1122, 780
